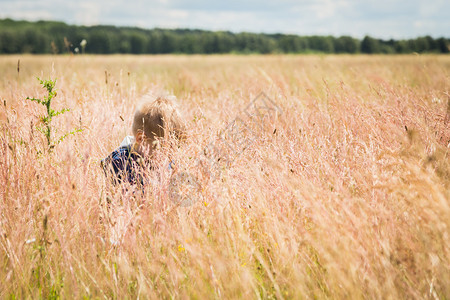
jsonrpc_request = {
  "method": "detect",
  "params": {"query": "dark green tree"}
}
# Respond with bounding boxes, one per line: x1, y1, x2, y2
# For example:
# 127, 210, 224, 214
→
436, 38, 449, 53
361, 36, 380, 54
334, 36, 359, 53
129, 33, 147, 54
0, 30, 19, 53
87, 29, 113, 53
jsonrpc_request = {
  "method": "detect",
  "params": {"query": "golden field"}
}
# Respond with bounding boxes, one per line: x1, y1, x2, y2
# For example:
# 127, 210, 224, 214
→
0, 54, 449, 299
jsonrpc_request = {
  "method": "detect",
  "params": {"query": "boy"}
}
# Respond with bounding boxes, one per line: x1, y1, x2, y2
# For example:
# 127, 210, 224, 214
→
101, 94, 185, 186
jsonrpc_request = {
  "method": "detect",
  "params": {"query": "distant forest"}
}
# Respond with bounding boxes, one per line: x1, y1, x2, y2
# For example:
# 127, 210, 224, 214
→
0, 19, 449, 54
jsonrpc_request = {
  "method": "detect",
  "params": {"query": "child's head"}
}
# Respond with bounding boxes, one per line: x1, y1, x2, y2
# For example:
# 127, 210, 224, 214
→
132, 93, 185, 156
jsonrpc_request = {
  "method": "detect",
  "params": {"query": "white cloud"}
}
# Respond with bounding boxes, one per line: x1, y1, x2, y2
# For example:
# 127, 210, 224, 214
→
73, 1, 102, 25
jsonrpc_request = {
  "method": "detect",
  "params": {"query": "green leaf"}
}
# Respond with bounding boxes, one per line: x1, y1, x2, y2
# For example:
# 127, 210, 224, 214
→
26, 97, 43, 105
56, 128, 83, 144
53, 108, 70, 117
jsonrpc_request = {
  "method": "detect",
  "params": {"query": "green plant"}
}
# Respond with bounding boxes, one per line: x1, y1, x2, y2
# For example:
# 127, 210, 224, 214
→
26, 77, 82, 150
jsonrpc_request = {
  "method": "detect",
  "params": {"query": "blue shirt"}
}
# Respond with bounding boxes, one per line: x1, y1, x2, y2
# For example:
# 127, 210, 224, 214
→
101, 145, 146, 186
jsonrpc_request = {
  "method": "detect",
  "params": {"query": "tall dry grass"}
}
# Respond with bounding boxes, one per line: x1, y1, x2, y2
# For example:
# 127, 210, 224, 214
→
0, 54, 449, 299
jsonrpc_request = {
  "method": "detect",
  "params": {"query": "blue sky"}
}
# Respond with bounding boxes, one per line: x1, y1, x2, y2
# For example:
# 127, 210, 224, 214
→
0, 0, 448, 39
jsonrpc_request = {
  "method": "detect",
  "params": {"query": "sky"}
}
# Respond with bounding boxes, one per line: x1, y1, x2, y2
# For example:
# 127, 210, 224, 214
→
0, 0, 448, 39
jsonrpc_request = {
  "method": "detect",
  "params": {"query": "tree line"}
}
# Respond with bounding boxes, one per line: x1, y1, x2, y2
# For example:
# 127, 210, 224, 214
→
0, 19, 448, 55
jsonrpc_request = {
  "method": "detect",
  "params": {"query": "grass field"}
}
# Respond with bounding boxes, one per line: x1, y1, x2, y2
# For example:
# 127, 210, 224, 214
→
0, 54, 449, 299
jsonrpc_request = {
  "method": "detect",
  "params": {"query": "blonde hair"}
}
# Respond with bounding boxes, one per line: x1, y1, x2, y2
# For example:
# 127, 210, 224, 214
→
132, 94, 185, 143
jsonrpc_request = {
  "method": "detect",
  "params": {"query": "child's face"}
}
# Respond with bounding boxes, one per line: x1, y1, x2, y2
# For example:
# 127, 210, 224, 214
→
134, 132, 155, 157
